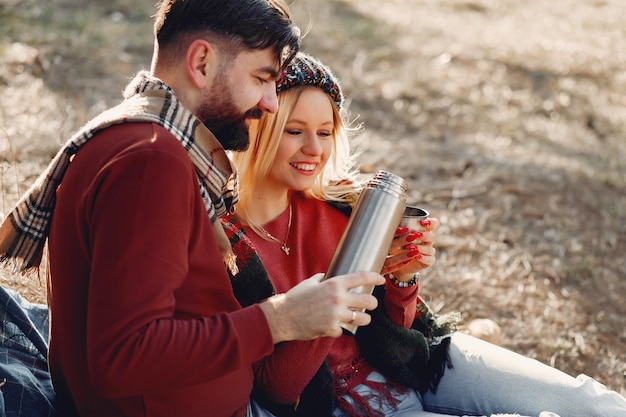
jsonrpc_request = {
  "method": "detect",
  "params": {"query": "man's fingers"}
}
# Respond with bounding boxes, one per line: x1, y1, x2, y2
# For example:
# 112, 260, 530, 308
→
310, 272, 326, 283
325, 271, 385, 290
344, 291, 379, 312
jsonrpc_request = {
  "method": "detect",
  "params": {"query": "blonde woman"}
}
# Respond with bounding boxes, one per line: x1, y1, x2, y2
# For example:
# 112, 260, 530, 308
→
222, 53, 626, 417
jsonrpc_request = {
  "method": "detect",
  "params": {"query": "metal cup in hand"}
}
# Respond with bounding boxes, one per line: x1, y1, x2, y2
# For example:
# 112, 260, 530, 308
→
401, 206, 429, 230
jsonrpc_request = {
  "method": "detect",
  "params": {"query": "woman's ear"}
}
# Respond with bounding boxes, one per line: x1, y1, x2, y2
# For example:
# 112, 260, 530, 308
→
186, 39, 216, 89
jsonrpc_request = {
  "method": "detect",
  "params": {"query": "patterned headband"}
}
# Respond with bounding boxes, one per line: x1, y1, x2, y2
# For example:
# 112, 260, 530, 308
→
276, 52, 344, 109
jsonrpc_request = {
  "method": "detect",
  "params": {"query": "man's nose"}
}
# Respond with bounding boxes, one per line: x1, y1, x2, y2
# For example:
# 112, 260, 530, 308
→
258, 82, 278, 114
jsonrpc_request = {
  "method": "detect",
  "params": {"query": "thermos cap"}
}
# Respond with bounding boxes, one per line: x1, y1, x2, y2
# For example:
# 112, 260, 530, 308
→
366, 171, 407, 201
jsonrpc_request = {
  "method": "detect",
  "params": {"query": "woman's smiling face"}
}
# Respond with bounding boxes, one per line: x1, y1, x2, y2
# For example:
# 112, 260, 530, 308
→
266, 87, 335, 193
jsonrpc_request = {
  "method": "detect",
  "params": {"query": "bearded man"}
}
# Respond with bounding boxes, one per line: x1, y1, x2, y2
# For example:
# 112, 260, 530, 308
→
0, 1, 384, 416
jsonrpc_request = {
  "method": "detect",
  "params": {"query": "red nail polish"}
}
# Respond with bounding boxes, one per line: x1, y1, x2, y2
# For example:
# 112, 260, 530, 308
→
408, 250, 421, 258
419, 219, 431, 227
396, 226, 409, 235
406, 231, 423, 242
405, 244, 418, 252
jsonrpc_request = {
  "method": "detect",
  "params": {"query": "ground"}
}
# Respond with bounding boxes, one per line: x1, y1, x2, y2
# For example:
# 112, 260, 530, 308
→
1, 0, 625, 395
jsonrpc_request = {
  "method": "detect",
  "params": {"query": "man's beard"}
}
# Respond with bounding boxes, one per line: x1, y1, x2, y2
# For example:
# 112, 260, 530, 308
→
199, 71, 263, 151
205, 108, 263, 151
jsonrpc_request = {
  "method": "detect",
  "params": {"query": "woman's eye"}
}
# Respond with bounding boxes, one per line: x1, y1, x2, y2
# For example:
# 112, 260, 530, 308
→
286, 129, 302, 135
318, 131, 332, 137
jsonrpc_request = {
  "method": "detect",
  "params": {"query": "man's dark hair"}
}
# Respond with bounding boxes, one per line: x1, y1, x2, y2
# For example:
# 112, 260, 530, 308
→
154, 0, 300, 70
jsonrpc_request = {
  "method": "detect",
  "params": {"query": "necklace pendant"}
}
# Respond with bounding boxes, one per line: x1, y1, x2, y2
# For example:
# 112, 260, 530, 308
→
281, 245, 290, 256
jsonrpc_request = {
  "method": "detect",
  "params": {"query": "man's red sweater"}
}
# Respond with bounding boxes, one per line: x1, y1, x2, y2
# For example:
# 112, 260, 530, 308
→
48, 123, 273, 417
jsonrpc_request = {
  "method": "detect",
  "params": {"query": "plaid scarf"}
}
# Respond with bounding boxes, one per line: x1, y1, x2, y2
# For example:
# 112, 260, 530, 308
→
0, 71, 239, 274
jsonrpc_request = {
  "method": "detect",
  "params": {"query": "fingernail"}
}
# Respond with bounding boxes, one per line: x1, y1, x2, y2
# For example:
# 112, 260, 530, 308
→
396, 226, 409, 235
408, 250, 422, 258
405, 244, 418, 252
419, 219, 431, 227
406, 231, 423, 242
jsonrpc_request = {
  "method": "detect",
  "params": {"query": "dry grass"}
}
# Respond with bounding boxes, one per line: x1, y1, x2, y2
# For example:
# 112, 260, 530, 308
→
2, 0, 625, 395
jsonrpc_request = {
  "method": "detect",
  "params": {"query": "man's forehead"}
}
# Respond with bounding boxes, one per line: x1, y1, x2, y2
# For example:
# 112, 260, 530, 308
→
233, 48, 280, 76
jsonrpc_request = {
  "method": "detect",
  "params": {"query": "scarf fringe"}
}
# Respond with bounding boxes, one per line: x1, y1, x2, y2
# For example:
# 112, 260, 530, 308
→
336, 380, 405, 417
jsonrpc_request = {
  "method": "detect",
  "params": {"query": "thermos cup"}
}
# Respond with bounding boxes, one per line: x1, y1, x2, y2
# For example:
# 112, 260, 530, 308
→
323, 170, 407, 334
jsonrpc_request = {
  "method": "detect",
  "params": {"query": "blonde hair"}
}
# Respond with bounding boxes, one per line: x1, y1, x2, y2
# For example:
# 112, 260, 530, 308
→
232, 86, 364, 231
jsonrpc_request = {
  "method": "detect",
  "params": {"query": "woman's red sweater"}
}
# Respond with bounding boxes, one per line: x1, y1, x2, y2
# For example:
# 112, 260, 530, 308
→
245, 193, 418, 404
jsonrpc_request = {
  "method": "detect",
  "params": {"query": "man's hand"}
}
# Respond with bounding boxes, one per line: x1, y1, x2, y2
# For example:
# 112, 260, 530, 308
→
259, 272, 385, 343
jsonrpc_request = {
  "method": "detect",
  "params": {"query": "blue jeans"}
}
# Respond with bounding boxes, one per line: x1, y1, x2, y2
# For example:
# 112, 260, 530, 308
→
247, 398, 278, 417
333, 332, 626, 417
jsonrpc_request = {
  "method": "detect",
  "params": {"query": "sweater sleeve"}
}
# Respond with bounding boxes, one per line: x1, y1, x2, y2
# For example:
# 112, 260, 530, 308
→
383, 279, 420, 328
81, 137, 273, 397
253, 337, 334, 404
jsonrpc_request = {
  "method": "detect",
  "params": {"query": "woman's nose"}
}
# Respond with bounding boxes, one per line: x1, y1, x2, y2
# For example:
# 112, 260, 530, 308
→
302, 133, 323, 155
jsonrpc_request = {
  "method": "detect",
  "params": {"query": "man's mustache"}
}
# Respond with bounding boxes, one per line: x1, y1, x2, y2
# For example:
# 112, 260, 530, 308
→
244, 108, 263, 120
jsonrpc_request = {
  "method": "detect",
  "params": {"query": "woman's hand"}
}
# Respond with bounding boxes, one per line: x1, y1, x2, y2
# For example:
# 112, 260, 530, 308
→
380, 217, 440, 281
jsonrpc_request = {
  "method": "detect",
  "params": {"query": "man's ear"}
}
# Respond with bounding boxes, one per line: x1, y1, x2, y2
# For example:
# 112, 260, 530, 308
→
186, 39, 216, 89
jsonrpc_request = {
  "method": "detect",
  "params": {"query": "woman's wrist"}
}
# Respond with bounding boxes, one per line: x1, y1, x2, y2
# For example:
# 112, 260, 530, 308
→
387, 272, 420, 288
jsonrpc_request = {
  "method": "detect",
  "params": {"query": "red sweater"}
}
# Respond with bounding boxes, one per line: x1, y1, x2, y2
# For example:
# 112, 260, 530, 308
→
246, 193, 418, 404
47, 123, 273, 417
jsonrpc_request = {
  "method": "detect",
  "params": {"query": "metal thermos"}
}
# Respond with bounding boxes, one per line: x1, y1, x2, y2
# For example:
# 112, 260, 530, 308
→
323, 170, 407, 334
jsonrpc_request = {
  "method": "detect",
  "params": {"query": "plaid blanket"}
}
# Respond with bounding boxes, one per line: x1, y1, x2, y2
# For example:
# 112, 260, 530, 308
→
0, 286, 55, 416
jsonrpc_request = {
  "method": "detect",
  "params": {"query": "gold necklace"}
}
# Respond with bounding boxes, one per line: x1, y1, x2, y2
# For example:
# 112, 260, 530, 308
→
257, 205, 292, 255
